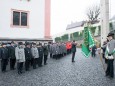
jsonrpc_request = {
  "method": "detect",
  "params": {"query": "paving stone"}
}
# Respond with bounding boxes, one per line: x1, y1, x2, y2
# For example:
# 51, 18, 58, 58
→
0, 49, 115, 86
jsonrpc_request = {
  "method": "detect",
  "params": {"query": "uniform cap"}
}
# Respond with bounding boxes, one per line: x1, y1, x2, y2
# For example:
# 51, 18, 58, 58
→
107, 32, 114, 37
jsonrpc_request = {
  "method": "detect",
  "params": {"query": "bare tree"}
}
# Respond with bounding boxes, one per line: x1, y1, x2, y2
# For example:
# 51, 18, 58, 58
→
86, 5, 100, 24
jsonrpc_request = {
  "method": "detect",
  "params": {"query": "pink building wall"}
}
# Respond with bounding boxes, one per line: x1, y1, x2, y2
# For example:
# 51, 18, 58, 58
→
45, 0, 51, 38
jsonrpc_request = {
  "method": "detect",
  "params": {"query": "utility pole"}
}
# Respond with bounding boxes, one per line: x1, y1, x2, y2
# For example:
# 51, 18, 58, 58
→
100, 0, 109, 46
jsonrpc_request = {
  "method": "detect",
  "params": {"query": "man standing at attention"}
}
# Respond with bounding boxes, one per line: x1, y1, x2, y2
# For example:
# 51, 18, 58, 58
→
71, 40, 77, 62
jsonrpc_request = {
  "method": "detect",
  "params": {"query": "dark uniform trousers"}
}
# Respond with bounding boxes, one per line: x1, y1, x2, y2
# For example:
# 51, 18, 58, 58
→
33, 58, 39, 69
17, 62, 24, 74
44, 55, 48, 64
38, 56, 43, 66
1, 59, 8, 72
92, 50, 96, 57
10, 59, 16, 70
72, 52, 75, 62
106, 59, 114, 77
1, 47, 9, 72
50, 53, 52, 58
9, 46, 16, 70
25, 59, 31, 70
25, 47, 32, 70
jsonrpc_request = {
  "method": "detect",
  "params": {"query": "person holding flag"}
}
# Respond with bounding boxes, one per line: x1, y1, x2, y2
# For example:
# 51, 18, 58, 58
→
82, 27, 95, 58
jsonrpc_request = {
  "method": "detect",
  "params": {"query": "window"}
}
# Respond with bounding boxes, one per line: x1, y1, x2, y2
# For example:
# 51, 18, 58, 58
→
21, 12, 27, 26
11, 9, 29, 28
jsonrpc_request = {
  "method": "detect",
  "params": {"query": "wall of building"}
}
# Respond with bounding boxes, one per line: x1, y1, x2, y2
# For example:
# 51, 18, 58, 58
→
0, 0, 46, 39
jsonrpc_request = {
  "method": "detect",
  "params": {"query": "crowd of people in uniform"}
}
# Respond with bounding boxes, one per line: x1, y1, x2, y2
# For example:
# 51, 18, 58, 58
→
0, 42, 49, 74
1, 33, 114, 79
0, 41, 77, 75
49, 41, 76, 62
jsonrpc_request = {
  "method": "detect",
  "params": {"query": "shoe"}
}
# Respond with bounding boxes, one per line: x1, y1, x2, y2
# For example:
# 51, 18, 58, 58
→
33, 68, 36, 69
109, 76, 114, 79
105, 72, 109, 76
44, 63, 47, 65
72, 61, 75, 62
39, 65, 42, 67
26, 69, 30, 71
18, 71, 21, 75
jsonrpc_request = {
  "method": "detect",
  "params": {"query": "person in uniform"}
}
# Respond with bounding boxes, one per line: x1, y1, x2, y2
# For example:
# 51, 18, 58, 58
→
91, 45, 97, 57
0, 43, 9, 73
43, 43, 48, 65
9, 41, 16, 70
105, 32, 115, 78
53, 43, 59, 59
31, 43, 39, 69
63, 43, 67, 56
15, 42, 25, 74
71, 40, 77, 62
37, 43, 43, 67
49, 43, 53, 58
0, 44, 2, 59
24, 42, 32, 71
101, 39, 109, 64
58, 43, 62, 58
52, 43, 55, 59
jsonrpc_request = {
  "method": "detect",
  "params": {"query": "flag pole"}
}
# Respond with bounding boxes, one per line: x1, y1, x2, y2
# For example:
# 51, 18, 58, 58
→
98, 50, 106, 71
100, 0, 109, 72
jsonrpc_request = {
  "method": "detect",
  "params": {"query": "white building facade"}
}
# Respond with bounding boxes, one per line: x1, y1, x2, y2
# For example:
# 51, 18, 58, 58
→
0, 0, 51, 40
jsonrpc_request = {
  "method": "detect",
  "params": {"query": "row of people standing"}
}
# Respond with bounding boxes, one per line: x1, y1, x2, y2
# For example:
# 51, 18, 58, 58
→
0, 42, 49, 74
49, 41, 77, 63
49, 42, 67, 59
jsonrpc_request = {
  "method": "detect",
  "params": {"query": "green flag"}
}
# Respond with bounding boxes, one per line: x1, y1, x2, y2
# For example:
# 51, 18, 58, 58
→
82, 27, 95, 58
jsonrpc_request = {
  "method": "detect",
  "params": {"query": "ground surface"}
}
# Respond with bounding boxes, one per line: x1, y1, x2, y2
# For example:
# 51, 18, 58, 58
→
0, 49, 115, 86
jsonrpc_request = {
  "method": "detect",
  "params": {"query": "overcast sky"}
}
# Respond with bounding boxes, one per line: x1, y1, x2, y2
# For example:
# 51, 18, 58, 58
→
51, 0, 115, 36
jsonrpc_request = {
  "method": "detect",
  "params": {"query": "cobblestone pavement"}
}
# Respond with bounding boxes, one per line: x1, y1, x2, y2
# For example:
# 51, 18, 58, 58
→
0, 49, 115, 86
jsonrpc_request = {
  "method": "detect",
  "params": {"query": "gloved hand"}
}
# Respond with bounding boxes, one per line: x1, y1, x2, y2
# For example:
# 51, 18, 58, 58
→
17, 59, 19, 62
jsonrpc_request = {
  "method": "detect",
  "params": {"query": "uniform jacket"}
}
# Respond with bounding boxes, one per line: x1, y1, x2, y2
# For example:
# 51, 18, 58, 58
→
43, 45, 48, 55
9, 46, 16, 59
106, 39, 115, 59
52, 44, 59, 55
0, 48, 1, 59
1, 47, 9, 59
25, 47, 32, 60
31, 47, 39, 58
92, 45, 97, 52
50, 44, 54, 54
38, 47, 43, 57
71, 43, 76, 53
15, 47, 25, 62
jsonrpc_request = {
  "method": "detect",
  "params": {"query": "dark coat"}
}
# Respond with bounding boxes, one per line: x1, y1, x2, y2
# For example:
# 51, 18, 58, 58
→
38, 47, 43, 57
0, 48, 2, 59
43, 46, 48, 55
71, 43, 76, 53
1, 47, 9, 59
92, 45, 97, 52
24, 47, 32, 60
9, 46, 16, 59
